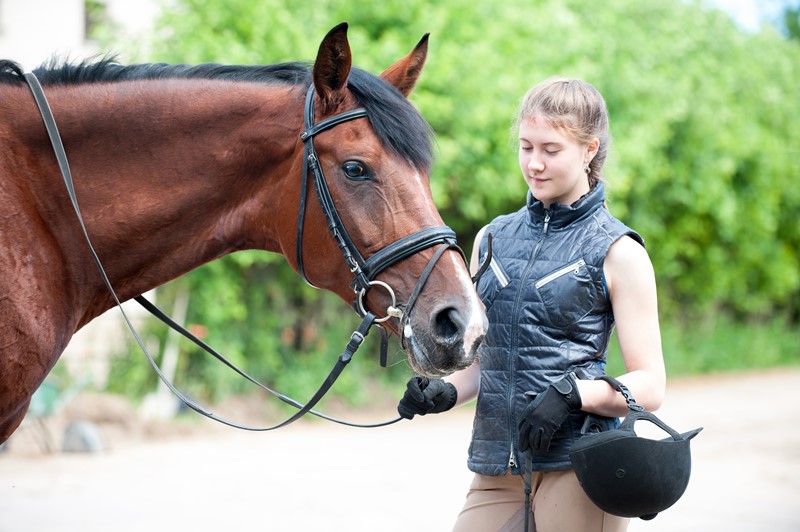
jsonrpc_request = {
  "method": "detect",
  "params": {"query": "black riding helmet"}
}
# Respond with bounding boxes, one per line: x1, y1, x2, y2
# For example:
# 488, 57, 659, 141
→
569, 376, 702, 520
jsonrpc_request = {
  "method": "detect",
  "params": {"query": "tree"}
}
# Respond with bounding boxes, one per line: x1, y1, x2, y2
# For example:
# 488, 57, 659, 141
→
780, 3, 800, 40
103, 0, 800, 399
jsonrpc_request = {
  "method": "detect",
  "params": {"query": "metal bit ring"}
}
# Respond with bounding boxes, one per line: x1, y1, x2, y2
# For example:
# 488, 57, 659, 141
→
357, 280, 403, 323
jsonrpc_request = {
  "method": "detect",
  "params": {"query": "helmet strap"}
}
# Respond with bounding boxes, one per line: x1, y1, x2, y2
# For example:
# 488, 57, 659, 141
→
595, 375, 645, 412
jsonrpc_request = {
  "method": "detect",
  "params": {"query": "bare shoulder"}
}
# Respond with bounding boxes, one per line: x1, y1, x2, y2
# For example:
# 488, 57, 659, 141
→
473, 225, 489, 247
604, 235, 655, 293
470, 225, 490, 277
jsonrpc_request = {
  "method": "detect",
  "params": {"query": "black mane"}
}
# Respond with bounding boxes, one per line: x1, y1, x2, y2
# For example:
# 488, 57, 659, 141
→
0, 57, 433, 172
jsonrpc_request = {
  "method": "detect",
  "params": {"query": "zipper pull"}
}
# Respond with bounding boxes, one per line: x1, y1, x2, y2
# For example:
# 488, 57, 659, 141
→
543, 211, 551, 234
508, 445, 517, 468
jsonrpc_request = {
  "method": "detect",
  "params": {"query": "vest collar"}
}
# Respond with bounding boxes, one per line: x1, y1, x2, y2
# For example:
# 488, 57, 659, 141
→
526, 182, 605, 231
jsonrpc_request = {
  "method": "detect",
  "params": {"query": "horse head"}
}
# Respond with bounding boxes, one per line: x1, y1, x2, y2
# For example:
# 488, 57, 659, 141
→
285, 23, 486, 377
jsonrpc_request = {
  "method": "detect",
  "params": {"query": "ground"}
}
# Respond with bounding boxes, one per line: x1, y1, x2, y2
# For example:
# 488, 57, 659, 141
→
1, 368, 798, 532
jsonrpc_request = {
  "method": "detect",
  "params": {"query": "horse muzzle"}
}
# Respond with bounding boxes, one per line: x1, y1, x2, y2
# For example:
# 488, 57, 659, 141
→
403, 296, 486, 377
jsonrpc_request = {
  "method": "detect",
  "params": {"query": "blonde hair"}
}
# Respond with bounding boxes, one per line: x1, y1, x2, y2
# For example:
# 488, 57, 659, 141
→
515, 77, 610, 189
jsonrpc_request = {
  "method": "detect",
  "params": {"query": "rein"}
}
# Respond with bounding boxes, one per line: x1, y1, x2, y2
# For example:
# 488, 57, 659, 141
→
21, 71, 465, 431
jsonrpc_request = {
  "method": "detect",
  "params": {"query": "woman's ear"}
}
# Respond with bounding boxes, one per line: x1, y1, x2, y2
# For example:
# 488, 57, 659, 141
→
585, 137, 600, 163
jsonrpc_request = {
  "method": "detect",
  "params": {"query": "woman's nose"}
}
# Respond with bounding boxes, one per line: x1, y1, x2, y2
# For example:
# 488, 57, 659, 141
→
528, 155, 544, 172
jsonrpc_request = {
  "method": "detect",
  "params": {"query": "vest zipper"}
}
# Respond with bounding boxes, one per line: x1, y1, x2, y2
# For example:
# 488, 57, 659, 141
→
534, 258, 587, 289
507, 209, 551, 471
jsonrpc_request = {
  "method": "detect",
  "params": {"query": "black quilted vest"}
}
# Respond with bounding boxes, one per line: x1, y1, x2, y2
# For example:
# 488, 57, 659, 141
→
469, 183, 644, 475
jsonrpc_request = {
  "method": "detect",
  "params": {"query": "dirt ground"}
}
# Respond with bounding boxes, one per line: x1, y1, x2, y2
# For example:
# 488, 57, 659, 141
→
1, 368, 798, 532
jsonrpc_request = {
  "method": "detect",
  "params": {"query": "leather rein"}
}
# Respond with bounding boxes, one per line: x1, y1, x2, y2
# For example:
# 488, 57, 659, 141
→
22, 70, 466, 431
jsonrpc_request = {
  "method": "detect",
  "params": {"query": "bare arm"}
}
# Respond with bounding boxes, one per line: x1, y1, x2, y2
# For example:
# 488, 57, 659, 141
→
576, 235, 667, 416
445, 359, 481, 407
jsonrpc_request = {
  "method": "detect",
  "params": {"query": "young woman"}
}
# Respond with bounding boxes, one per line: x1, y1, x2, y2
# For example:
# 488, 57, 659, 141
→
397, 77, 667, 531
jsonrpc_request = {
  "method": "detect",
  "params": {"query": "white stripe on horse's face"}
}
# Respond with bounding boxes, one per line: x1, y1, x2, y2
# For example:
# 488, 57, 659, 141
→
404, 250, 487, 377
455, 253, 488, 360
410, 167, 436, 214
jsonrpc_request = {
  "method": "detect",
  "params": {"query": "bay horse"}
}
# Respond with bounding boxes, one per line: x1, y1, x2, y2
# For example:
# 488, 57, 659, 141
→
0, 23, 487, 443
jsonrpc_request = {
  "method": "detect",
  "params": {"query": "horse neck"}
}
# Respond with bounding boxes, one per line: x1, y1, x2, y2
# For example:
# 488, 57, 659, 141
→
24, 79, 303, 324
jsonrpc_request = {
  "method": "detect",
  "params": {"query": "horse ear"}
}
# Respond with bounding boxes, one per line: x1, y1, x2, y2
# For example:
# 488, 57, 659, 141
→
313, 22, 352, 109
380, 33, 429, 97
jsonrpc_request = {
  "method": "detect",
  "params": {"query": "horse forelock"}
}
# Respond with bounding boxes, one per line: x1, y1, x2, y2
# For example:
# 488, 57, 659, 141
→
347, 67, 434, 174
0, 56, 433, 173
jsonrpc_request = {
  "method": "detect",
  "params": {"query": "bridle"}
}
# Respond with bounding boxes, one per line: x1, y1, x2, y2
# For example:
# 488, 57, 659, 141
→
295, 85, 463, 334
22, 68, 470, 431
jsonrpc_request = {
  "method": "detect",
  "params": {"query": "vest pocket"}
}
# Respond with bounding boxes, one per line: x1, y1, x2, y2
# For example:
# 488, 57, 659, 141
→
535, 259, 596, 328
535, 259, 586, 289
489, 255, 510, 288
477, 254, 510, 312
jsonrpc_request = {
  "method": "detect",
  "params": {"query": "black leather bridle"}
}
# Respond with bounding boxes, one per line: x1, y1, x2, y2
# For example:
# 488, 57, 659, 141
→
296, 85, 463, 330
22, 68, 468, 431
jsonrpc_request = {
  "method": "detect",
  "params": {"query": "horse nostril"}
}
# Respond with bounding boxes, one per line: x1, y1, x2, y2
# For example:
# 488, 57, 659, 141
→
433, 306, 464, 344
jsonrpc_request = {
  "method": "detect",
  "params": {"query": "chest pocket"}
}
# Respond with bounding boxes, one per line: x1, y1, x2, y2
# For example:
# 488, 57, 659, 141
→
535, 258, 596, 329
477, 253, 510, 313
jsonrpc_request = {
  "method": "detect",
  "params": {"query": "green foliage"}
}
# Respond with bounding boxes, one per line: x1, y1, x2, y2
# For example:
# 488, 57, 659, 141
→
110, 252, 412, 404
102, 0, 799, 401
779, 2, 800, 40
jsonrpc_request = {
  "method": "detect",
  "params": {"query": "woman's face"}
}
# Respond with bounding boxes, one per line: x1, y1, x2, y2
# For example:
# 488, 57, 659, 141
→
518, 115, 598, 209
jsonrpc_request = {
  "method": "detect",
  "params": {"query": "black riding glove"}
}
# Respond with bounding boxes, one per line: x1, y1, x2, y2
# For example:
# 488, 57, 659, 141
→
397, 376, 457, 420
518, 373, 582, 453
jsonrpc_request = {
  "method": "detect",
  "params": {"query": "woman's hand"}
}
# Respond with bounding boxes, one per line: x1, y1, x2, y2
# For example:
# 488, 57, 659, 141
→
397, 376, 458, 419
518, 373, 582, 452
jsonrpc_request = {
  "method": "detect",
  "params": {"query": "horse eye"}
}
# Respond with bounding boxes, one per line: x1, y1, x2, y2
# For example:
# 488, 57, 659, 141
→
341, 161, 372, 181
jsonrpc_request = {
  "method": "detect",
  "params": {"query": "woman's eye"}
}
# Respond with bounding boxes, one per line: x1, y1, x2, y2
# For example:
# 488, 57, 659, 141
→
342, 161, 372, 181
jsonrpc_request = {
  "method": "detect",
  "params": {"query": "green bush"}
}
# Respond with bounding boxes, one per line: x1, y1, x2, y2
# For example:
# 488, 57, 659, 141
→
102, 0, 799, 402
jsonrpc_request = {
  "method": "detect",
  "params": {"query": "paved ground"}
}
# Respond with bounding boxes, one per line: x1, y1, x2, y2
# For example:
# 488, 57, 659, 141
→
1, 368, 798, 532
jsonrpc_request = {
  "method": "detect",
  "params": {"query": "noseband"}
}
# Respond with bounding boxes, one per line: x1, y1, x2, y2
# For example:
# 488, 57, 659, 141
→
295, 86, 464, 331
